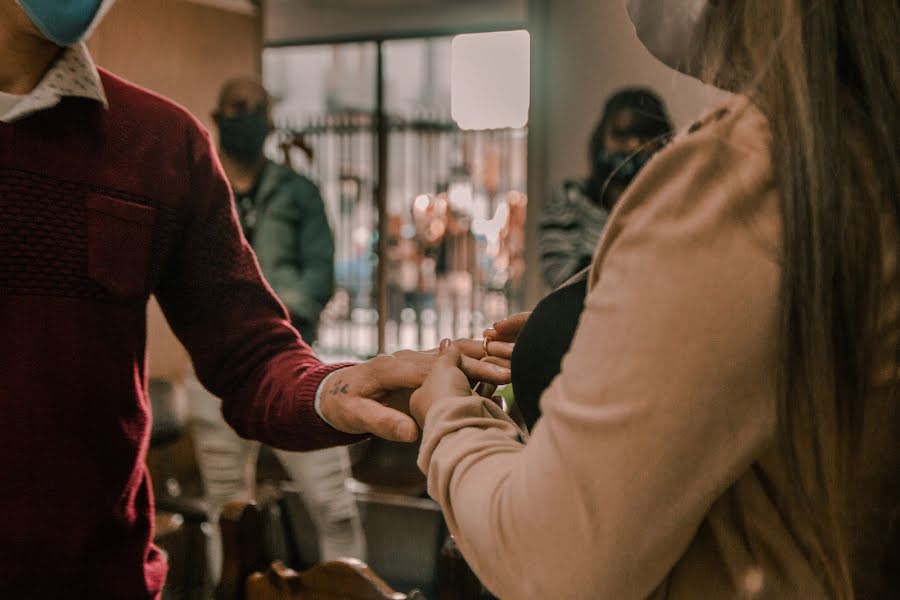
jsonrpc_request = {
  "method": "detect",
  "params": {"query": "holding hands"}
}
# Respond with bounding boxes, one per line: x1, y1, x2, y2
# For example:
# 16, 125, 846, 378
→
411, 311, 532, 428
316, 312, 530, 442
410, 339, 475, 427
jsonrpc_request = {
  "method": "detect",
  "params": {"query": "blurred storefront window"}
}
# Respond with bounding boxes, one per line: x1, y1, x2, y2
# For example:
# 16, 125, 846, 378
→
264, 34, 528, 358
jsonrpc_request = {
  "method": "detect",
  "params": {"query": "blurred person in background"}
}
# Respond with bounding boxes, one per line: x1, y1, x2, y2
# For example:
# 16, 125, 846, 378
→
540, 87, 673, 290
187, 78, 365, 582
0, 2, 510, 596
412, 0, 899, 597
513, 89, 673, 429
217, 78, 335, 345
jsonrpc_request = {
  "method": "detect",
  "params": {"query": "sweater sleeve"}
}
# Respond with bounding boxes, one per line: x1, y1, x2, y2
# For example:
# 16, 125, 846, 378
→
154, 125, 362, 451
418, 100, 781, 599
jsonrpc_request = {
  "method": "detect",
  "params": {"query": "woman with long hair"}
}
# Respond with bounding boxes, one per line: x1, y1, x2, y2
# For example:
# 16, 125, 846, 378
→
410, 1, 899, 597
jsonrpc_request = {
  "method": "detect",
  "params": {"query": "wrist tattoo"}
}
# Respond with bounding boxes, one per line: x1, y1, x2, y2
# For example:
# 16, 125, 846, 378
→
329, 379, 350, 396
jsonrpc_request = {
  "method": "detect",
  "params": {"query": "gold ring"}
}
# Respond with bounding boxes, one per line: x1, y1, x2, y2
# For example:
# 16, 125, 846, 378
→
482, 336, 492, 356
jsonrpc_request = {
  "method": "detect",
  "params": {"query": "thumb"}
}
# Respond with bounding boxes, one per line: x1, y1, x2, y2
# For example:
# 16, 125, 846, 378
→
435, 340, 472, 396
438, 339, 463, 367
491, 312, 531, 341
343, 396, 419, 442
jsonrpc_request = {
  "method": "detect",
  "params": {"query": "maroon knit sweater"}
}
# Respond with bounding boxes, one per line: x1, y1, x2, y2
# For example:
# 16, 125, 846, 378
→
0, 70, 361, 598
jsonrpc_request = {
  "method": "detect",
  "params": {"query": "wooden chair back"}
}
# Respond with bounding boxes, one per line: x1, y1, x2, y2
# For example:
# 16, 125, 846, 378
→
217, 500, 424, 600
246, 558, 414, 600
217, 500, 266, 600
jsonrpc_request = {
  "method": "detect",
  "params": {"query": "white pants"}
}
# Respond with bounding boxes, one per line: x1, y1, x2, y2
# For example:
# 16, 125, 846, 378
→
186, 377, 365, 581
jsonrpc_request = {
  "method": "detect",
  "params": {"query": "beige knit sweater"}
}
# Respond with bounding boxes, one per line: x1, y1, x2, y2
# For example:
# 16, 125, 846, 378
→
418, 95, 899, 599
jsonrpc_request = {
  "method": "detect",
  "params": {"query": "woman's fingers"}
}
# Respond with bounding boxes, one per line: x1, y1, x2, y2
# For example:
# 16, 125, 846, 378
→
486, 311, 532, 342
410, 342, 474, 424
452, 337, 488, 359
460, 355, 510, 385
480, 355, 511, 370
484, 340, 514, 359
434, 341, 481, 394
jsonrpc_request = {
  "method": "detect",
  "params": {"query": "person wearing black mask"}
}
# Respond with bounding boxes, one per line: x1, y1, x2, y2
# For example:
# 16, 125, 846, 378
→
512, 88, 673, 430
186, 77, 367, 580
540, 88, 673, 290
211, 77, 335, 343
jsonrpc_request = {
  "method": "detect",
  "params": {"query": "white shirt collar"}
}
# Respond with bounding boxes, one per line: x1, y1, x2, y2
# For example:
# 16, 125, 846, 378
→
1, 42, 108, 123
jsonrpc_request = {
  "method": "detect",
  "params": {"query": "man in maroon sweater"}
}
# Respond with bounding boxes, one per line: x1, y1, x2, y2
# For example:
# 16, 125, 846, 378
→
0, 2, 509, 597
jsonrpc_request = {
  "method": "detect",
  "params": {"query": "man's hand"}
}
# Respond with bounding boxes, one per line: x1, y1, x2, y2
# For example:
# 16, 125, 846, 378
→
318, 345, 510, 443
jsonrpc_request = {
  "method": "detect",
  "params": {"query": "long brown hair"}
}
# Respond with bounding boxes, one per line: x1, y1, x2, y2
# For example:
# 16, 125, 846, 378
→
694, 1, 899, 597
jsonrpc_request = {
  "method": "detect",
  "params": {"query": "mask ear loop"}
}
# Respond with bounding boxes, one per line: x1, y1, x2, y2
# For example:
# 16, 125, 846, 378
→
599, 131, 675, 208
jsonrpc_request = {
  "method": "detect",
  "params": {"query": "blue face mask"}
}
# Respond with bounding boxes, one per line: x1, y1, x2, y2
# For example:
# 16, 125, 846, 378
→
16, 0, 115, 47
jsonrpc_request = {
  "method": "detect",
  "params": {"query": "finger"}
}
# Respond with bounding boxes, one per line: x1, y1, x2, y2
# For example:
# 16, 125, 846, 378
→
460, 354, 510, 385
436, 343, 471, 388
339, 396, 419, 442
495, 311, 531, 330
438, 341, 462, 364
481, 355, 511, 370
484, 341, 514, 359
452, 337, 487, 360
489, 328, 517, 343
491, 312, 531, 341
371, 352, 431, 391
419, 342, 475, 397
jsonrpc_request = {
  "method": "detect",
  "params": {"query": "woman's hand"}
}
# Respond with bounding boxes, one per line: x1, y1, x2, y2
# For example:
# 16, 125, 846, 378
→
447, 312, 532, 374
410, 340, 475, 427
449, 337, 515, 371
483, 312, 531, 344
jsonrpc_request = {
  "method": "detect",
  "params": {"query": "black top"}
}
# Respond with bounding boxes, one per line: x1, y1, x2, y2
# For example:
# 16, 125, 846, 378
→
510, 269, 589, 430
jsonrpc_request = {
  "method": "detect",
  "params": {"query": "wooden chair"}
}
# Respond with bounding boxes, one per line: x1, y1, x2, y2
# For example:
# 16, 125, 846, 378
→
217, 500, 426, 600
246, 558, 418, 600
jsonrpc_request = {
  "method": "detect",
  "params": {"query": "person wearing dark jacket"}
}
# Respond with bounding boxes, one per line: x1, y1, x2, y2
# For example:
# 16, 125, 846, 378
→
234, 159, 335, 342
214, 78, 335, 342
189, 78, 365, 580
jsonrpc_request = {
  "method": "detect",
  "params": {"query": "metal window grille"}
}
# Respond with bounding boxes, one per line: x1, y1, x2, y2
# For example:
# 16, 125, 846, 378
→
279, 113, 527, 359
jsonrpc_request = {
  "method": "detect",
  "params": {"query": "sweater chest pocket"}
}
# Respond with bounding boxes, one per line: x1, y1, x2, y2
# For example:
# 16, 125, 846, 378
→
85, 193, 156, 298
